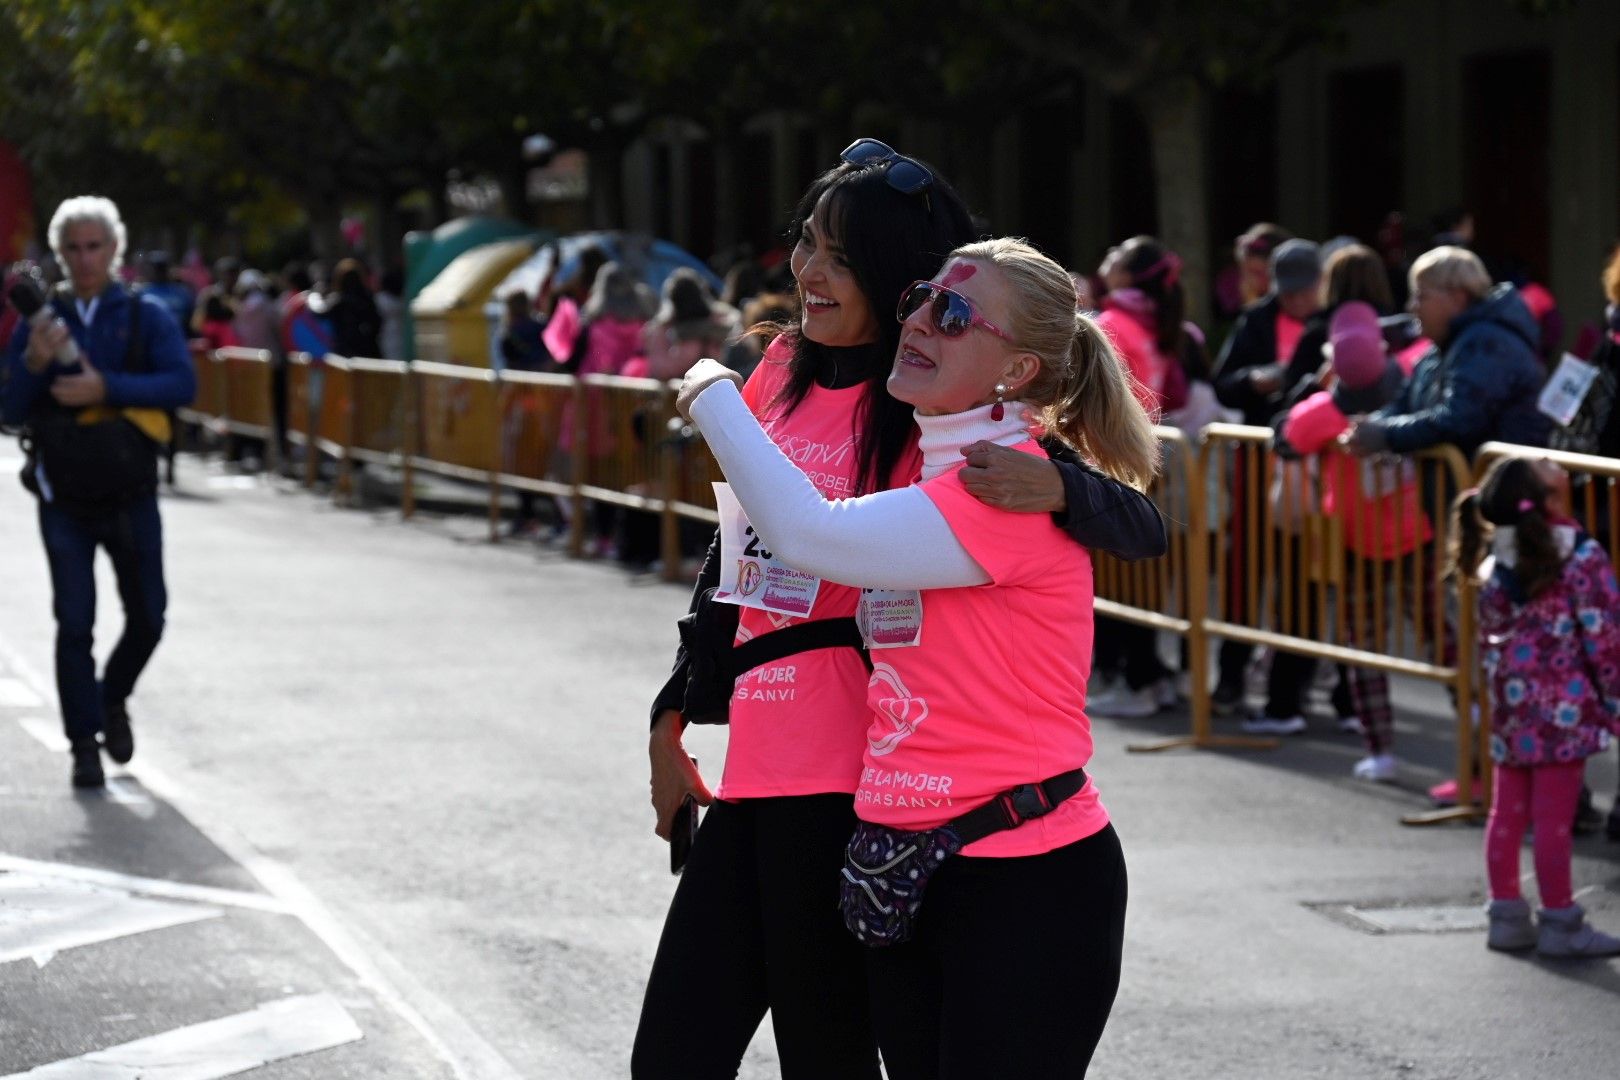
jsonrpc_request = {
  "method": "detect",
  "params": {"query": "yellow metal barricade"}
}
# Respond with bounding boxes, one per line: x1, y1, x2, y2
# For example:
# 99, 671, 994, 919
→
570, 373, 675, 560
216, 347, 274, 440
494, 369, 577, 536
1191, 423, 1479, 821
178, 342, 223, 426
409, 360, 504, 536
347, 358, 410, 468
1101, 426, 1266, 751
285, 353, 312, 462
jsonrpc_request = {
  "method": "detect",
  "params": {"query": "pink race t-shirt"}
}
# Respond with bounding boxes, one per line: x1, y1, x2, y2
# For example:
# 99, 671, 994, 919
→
718, 339, 923, 799
1275, 311, 1306, 366
855, 442, 1109, 857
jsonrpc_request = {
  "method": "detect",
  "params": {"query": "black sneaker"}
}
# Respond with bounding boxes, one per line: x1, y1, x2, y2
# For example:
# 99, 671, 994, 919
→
1211, 682, 1245, 717
71, 739, 105, 789
102, 704, 135, 765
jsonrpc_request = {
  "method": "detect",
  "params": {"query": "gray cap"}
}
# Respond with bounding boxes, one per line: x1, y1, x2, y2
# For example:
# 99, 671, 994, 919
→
1270, 239, 1321, 295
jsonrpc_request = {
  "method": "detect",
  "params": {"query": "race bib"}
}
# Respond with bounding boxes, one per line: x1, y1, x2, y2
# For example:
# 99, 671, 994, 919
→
857, 588, 924, 649
1538, 352, 1599, 428
712, 483, 821, 617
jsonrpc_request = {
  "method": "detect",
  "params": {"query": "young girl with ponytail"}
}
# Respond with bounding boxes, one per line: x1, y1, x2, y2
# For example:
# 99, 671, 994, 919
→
677, 237, 1155, 1077
1453, 456, 1620, 957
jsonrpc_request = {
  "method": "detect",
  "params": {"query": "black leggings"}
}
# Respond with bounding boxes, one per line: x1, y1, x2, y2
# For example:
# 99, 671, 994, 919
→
632, 794, 880, 1080
867, 824, 1128, 1080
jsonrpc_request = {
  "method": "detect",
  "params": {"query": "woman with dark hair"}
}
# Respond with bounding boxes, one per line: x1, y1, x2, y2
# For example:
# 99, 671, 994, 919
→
1279, 242, 1399, 403
1087, 234, 1189, 417
324, 258, 381, 359
633, 142, 1163, 1080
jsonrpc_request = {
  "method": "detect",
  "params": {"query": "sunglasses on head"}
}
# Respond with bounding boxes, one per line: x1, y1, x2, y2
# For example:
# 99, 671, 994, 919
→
840, 138, 935, 201
897, 281, 1013, 342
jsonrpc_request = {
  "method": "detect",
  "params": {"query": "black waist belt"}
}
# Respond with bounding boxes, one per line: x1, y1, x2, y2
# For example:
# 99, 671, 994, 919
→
950, 766, 1090, 846
724, 616, 870, 681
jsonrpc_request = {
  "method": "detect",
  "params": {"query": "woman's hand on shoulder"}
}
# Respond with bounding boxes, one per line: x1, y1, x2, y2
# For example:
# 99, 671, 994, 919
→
649, 710, 713, 840
959, 440, 1065, 513
676, 358, 743, 422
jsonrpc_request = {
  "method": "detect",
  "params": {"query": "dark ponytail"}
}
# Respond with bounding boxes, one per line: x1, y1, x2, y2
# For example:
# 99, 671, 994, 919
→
1116, 235, 1186, 356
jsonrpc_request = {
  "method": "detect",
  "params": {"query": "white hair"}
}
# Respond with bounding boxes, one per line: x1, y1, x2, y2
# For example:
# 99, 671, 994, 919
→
48, 196, 127, 273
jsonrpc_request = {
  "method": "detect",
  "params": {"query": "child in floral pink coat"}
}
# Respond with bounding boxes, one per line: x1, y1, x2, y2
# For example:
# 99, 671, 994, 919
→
1454, 456, 1620, 957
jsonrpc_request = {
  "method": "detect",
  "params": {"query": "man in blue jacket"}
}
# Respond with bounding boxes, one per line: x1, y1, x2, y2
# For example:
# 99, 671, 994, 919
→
1346, 246, 1549, 459
1, 195, 196, 789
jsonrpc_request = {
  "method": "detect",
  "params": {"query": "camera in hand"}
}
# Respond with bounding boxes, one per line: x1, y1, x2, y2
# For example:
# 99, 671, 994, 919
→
6, 274, 81, 367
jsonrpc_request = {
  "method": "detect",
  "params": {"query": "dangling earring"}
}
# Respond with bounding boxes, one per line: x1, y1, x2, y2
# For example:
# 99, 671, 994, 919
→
991, 383, 1008, 422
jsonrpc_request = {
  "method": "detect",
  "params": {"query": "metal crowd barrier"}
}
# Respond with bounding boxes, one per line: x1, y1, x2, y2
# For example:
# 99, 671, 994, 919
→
1198, 425, 1478, 824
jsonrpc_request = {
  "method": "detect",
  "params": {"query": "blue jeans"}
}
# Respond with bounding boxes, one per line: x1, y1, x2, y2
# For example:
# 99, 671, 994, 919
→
38, 496, 167, 744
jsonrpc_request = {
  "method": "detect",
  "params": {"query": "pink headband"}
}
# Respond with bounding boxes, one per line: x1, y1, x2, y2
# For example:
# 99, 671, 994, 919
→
1134, 252, 1182, 289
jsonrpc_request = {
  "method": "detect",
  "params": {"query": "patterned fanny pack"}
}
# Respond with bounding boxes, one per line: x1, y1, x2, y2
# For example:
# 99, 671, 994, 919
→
838, 767, 1088, 947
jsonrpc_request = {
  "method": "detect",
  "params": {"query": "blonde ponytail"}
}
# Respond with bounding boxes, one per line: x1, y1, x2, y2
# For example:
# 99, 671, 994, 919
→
1044, 312, 1159, 488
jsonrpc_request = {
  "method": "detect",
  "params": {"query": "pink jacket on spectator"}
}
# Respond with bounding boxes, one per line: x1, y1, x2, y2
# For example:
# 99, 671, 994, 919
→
558, 316, 646, 456
1283, 390, 1432, 560
1094, 301, 1186, 419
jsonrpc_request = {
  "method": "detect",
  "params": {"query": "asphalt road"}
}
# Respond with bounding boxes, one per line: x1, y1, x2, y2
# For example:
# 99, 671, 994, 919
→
1, 455, 1617, 1079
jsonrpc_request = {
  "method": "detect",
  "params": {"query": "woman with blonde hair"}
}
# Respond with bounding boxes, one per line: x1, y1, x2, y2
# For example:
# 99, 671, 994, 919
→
678, 236, 1153, 1077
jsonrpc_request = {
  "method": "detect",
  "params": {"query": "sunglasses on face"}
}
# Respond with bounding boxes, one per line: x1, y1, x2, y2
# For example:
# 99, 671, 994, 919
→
840, 138, 935, 200
897, 281, 1013, 342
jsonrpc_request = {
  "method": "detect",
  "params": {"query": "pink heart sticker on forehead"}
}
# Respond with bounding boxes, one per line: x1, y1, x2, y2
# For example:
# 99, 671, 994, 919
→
939, 262, 977, 288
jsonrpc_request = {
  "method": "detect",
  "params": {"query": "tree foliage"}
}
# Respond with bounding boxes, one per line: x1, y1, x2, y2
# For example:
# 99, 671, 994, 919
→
1, 0, 1371, 271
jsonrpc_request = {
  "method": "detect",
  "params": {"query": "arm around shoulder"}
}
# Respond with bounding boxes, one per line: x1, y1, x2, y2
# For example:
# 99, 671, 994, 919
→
1050, 456, 1166, 561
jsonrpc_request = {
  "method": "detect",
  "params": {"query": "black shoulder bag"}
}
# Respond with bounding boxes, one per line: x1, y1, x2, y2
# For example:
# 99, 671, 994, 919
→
675, 587, 870, 725
21, 295, 159, 511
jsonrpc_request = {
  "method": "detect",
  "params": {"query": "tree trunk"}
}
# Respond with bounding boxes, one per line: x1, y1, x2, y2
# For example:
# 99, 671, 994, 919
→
307, 200, 344, 263
588, 136, 626, 229
498, 155, 530, 225
374, 190, 404, 271
1137, 77, 1211, 330
710, 119, 741, 259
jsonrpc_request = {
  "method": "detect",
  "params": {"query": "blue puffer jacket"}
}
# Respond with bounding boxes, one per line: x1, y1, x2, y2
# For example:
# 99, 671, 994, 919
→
1375, 284, 1549, 458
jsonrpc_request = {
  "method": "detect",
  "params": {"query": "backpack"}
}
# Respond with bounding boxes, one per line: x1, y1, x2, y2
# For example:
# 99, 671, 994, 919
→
1548, 335, 1620, 458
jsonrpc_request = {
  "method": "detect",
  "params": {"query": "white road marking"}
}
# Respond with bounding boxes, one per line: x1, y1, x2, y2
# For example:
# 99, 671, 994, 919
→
0, 639, 55, 706
0, 678, 44, 707
0, 622, 535, 1078
0, 855, 288, 914
0, 992, 362, 1079
17, 717, 69, 753
0, 872, 222, 967
132, 759, 533, 1080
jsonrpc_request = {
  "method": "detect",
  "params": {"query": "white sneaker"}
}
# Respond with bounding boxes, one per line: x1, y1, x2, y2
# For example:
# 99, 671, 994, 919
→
1239, 710, 1307, 735
1337, 715, 1366, 735
1089, 684, 1161, 719
1352, 754, 1398, 782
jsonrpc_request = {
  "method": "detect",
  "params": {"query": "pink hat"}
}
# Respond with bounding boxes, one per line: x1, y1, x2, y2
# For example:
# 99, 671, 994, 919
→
1328, 301, 1381, 341
1331, 330, 1388, 390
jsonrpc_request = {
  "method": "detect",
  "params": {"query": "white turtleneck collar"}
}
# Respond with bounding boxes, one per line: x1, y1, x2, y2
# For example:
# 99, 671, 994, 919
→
915, 401, 1032, 480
